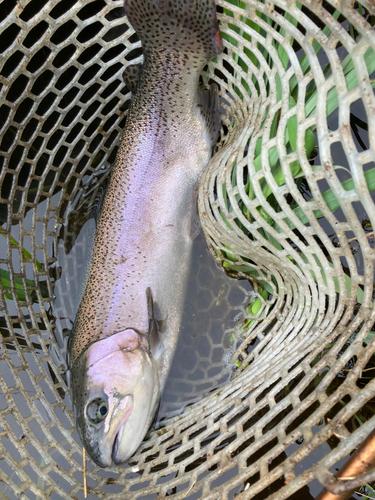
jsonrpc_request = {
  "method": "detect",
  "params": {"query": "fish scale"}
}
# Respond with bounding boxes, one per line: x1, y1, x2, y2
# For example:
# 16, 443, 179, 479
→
70, 0, 222, 467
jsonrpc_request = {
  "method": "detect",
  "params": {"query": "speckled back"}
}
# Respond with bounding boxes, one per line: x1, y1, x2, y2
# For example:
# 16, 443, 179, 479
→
124, 0, 222, 60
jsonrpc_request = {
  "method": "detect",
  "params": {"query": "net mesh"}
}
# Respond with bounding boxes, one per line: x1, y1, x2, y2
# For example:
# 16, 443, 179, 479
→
1, 0, 375, 498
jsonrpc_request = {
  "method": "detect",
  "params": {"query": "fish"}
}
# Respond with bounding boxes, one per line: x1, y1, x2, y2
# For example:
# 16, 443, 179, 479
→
69, 0, 223, 467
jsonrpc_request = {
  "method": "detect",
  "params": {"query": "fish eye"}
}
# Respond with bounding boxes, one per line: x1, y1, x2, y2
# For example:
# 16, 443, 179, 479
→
86, 398, 108, 424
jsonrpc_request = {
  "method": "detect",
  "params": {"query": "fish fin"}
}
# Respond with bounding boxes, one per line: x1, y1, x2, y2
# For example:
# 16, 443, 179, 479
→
146, 287, 154, 321
124, 0, 222, 60
156, 317, 167, 334
122, 63, 143, 93
149, 320, 163, 359
197, 83, 221, 149
146, 288, 163, 359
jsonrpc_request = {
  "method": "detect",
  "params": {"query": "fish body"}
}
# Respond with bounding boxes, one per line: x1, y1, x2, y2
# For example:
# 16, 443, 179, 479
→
70, 0, 222, 467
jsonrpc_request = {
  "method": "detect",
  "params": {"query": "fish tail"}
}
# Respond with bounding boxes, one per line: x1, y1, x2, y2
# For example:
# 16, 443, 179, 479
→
124, 0, 222, 60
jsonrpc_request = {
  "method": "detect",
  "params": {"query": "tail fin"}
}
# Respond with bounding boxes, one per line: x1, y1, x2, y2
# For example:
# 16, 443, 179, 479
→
124, 0, 222, 60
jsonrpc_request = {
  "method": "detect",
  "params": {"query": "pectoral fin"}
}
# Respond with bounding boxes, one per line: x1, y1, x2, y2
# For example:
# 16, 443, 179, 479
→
146, 287, 163, 359
146, 286, 154, 321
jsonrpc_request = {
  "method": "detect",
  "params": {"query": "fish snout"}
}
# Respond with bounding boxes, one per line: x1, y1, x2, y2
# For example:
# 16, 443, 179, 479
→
80, 393, 133, 468
107, 347, 160, 464
72, 333, 160, 467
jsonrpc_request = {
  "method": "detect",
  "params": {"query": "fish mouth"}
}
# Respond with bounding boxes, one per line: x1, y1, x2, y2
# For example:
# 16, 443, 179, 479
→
112, 426, 123, 464
111, 396, 134, 465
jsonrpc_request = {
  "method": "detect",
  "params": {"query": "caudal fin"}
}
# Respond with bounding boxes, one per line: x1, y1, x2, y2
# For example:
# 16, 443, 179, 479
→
124, 0, 222, 60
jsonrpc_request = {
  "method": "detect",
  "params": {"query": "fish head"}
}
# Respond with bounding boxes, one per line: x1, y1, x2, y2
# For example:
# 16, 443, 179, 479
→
71, 329, 160, 467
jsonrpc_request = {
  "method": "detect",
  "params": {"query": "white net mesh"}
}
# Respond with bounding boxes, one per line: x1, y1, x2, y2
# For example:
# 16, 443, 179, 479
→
1, 0, 375, 498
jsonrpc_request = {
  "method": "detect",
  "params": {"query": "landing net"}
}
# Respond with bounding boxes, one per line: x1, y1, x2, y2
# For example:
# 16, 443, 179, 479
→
0, 0, 375, 498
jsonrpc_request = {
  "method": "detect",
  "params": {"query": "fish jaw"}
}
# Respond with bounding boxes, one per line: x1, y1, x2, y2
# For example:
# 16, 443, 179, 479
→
71, 330, 160, 467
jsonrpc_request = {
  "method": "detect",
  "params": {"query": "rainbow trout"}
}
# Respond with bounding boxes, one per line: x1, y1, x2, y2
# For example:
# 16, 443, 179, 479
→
70, 0, 222, 467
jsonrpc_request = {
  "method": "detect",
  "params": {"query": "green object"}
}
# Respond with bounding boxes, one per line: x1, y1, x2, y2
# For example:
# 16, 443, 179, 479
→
1, 269, 49, 303
0, 228, 43, 271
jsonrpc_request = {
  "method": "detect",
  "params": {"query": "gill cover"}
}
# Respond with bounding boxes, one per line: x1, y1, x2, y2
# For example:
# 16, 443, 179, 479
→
71, 329, 160, 467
